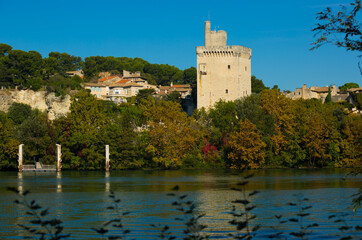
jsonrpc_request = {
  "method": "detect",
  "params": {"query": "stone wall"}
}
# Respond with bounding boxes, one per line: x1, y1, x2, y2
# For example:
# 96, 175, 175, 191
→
0, 89, 72, 120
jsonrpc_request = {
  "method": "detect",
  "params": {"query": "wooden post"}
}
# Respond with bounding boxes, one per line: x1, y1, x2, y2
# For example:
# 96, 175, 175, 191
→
105, 145, 110, 172
56, 144, 62, 172
18, 144, 24, 172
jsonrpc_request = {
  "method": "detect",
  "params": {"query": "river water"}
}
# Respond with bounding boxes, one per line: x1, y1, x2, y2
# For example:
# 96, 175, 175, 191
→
0, 169, 361, 239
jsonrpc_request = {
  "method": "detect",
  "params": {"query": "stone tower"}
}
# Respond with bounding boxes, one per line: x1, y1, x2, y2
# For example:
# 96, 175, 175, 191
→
196, 21, 252, 109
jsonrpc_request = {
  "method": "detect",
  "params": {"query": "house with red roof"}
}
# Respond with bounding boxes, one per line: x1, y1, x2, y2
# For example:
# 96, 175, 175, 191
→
84, 70, 157, 103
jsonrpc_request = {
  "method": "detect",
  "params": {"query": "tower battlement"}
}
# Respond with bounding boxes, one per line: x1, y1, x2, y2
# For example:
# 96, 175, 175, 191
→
196, 45, 251, 58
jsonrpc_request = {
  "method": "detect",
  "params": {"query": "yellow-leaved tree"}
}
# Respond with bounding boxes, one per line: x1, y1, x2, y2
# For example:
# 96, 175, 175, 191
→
302, 111, 330, 167
140, 98, 203, 168
337, 115, 362, 167
259, 89, 296, 155
228, 119, 266, 169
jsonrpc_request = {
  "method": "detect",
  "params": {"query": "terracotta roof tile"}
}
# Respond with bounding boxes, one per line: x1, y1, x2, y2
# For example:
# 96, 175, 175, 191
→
99, 76, 117, 82
115, 79, 130, 84
171, 84, 191, 88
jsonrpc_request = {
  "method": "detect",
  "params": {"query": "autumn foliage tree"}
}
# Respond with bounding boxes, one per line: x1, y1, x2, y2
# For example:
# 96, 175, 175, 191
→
259, 89, 296, 157
337, 115, 362, 167
140, 99, 203, 168
228, 119, 266, 169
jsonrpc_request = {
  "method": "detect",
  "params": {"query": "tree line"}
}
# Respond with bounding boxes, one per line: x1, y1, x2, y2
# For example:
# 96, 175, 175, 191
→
0, 43, 197, 92
0, 89, 360, 170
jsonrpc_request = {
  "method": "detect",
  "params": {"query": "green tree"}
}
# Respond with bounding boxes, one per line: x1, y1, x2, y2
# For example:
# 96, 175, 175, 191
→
208, 100, 238, 134
48, 52, 82, 75
166, 91, 181, 104
235, 94, 275, 137
14, 110, 52, 163
45, 74, 83, 97
7, 102, 32, 125
183, 67, 196, 84
0, 111, 19, 170
0, 43, 12, 56
325, 86, 332, 103
339, 82, 360, 93
251, 75, 269, 93
57, 90, 109, 170
102, 104, 145, 169
351, 92, 362, 109
1, 50, 43, 90
43, 56, 58, 79
135, 88, 155, 105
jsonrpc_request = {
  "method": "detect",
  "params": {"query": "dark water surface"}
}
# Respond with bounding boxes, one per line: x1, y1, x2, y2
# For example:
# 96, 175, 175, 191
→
0, 169, 361, 239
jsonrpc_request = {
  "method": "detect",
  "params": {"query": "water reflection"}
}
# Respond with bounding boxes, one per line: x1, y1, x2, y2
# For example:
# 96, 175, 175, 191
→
105, 172, 110, 193
17, 172, 23, 195
56, 172, 62, 193
0, 169, 360, 239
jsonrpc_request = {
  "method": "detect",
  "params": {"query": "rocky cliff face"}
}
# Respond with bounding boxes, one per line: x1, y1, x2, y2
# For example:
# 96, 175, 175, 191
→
0, 90, 71, 120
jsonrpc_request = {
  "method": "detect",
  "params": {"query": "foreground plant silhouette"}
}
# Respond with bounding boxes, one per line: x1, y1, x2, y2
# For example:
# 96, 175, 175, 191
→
91, 190, 132, 239
269, 194, 318, 240
286, 194, 319, 239
166, 185, 208, 240
7, 187, 70, 240
228, 172, 260, 240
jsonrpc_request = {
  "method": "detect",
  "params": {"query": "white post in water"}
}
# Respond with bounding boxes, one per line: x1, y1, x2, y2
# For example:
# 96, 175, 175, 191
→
56, 144, 62, 172
18, 144, 24, 172
105, 145, 110, 172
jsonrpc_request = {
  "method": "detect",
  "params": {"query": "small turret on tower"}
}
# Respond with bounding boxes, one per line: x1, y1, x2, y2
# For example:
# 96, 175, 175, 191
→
204, 21, 227, 47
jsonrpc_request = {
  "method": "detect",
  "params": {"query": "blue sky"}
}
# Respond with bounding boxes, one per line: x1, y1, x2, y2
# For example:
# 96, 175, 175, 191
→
0, 0, 360, 90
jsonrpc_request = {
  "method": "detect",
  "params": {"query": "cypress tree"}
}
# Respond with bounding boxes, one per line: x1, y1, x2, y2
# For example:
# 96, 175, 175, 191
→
325, 86, 332, 103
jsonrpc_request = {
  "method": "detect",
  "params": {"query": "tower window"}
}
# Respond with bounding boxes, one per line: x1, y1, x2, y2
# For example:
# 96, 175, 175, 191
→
228, 65, 230, 69
245, 66, 247, 71
226, 89, 228, 94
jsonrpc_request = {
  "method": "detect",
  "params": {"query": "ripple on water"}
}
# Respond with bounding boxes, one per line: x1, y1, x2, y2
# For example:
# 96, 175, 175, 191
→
0, 169, 360, 239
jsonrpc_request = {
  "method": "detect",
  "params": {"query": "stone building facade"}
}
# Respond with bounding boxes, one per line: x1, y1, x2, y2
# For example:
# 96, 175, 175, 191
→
196, 21, 252, 109
286, 84, 339, 102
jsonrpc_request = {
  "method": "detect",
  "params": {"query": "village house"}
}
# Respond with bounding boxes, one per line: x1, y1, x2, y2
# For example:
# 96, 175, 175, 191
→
84, 70, 157, 103
286, 84, 342, 102
83, 75, 121, 99
348, 87, 362, 94
157, 82, 192, 99
107, 82, 144, 103
84, 70, 194, 103
83, 82, 109, 100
